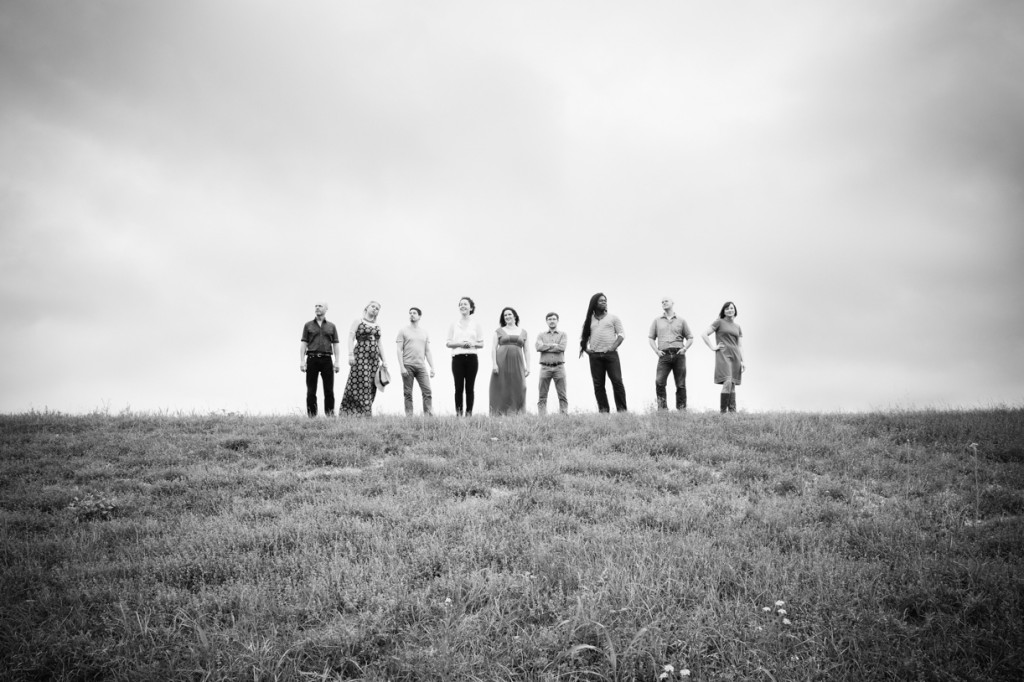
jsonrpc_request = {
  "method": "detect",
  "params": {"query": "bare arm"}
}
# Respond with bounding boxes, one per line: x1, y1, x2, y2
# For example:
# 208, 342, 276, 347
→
425, 337, 435, 376
347, 320, 359, 366
299, 341, 308, 371
491, 331, 499, 373
701, 326, 722, 351
522, 331, 531, 376
396, 340, 407, 376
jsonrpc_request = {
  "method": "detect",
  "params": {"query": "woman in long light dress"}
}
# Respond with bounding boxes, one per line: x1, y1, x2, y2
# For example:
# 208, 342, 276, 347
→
489, 307, 530, 415
701, 301, 744, 413
340, 301, 388, 416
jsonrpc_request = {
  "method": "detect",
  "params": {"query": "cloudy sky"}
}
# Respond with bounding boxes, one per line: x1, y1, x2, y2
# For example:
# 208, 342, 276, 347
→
1, 0, 1021, 416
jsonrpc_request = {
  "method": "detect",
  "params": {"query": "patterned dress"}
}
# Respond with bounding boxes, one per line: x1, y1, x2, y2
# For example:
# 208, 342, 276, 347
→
488, 329, 527, 415
340, 321, 381, 416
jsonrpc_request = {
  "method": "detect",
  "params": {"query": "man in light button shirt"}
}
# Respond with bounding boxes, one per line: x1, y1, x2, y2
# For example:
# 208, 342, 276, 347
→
535, 312, 568, 415
648, 296, 693, 411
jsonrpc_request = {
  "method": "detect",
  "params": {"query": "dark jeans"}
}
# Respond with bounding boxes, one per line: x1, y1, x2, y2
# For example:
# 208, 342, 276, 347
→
655, 350, 687, 410
402, 365, 433, 415
305, 355, 335, 416
451, 354, 479, 415
588, 351, 627, 413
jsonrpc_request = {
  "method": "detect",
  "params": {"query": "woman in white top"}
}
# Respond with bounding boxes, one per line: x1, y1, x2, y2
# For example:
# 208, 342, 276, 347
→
446, 296, 485, 416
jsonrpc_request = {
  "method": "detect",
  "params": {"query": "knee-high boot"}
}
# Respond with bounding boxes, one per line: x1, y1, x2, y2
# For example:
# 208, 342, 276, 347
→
720, 393, 729, 413
728, 392, 737, 412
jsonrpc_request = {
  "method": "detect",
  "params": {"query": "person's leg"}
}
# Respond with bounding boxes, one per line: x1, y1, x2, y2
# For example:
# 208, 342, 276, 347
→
607, 351, 628, 412
537, 367, 552, 416
464, 354, 479, 415
402, 370, 416, 415
589, 353, 610, 413
654, 354, 671, 410
322, 357, 335, 416
452, 356, 465, 415
305, 361, 319, 417
673, 353, 687, 410
554, 366, 568, 414
721, 377, 734, 413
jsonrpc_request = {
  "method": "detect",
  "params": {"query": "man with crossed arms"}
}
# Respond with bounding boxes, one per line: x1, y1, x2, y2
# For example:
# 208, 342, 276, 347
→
535, 312, 568, 415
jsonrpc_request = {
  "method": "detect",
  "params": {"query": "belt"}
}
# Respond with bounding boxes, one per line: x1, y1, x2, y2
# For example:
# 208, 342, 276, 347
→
540, 361, 564, 366
306, 352, 332, 358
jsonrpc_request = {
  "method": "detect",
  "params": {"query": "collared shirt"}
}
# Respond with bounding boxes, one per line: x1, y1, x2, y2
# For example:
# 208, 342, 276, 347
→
535, 329, 567, 363
301, 318, 339, 354
588, 314, 624, 353
648, 313, 693, 350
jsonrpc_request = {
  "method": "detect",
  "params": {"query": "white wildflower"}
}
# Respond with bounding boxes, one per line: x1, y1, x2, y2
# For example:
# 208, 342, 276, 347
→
762, 606, 772, 612
783, 618, 792, 625
775, 600, 785, 607
777, 609, 787, 616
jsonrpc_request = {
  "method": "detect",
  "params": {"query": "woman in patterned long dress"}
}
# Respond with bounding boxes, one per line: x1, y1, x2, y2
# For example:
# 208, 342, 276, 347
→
340, 301, 388, 416
489, 307, 530, 415
701, 301, 744, 413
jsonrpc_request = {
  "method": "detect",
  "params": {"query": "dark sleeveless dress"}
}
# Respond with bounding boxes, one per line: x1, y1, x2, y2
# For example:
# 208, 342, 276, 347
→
489, 329, 527, 415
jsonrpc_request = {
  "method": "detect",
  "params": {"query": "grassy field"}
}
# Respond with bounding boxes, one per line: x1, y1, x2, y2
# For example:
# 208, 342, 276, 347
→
1, 408, 1022, 681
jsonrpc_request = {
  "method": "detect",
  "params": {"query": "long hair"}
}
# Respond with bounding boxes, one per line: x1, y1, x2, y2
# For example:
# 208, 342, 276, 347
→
498, 307, 520, 327
579, 292, 605, 357
718, 301, 738, 319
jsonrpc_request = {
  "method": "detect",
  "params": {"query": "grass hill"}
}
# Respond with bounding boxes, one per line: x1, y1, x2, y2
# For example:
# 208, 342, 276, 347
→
2, 409, 1022, 680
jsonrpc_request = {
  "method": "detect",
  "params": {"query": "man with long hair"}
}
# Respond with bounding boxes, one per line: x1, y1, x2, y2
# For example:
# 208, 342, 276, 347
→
579, 292, 627, 412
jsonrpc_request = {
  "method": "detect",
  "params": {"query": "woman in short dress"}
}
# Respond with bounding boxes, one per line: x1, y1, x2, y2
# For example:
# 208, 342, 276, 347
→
446, 297, 485, 416
340, 301, 388, 416
701, 301, 744, 412
489, 307, 530, 415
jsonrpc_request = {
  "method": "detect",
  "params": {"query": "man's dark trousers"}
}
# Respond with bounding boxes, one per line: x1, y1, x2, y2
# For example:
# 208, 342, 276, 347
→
306, 355, 335, 416
589, 350, 627, 413
655, 350, 687, 410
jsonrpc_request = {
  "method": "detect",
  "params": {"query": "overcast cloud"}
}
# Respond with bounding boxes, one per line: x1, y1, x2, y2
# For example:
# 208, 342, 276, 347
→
1, 0, 1021, 415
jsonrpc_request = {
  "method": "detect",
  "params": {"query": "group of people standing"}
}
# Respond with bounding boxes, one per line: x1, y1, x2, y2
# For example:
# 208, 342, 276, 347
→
299, 293, 744, 417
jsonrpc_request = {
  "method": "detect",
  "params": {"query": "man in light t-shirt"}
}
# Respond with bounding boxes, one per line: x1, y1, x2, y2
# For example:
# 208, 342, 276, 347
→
395, 307, 435, 415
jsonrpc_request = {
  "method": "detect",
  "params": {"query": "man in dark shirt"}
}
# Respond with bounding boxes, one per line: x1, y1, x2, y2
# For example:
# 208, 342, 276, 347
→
299, 302, 341, 417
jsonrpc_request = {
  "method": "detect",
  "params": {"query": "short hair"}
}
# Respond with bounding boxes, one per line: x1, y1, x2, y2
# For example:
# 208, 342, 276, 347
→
719, 301, 738, 319
459, 296, 476, 314
545, 312, 559, 320
498, 307, 520, 326
409, 307, 422, 317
